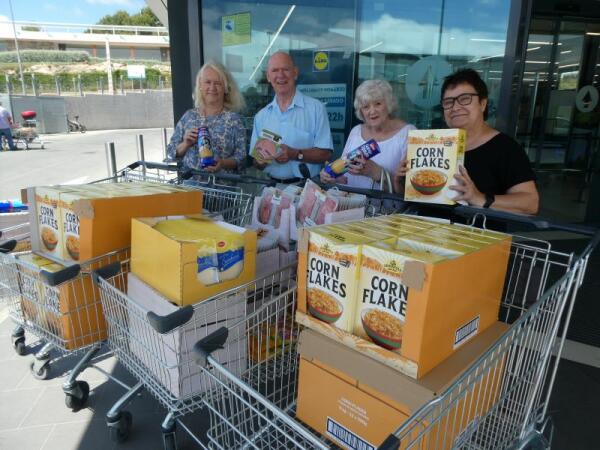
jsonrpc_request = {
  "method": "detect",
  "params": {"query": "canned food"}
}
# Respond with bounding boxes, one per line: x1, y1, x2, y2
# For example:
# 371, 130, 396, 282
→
198, 127, 215, 168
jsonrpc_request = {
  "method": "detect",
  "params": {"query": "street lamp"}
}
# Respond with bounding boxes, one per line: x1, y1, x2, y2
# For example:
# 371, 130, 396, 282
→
8, 0, 26, 95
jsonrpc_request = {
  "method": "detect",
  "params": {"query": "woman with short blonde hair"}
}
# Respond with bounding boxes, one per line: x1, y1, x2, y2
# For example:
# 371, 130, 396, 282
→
321, 79, 414, 191
167, 60, 247, 172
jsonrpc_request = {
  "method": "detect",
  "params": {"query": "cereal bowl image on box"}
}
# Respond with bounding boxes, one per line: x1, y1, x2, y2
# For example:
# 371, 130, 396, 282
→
41, 227, 58, 251
307, 288, 343, 323
65, 235, 80, 260
361, 307, 403, 350
410, 169, 448, 196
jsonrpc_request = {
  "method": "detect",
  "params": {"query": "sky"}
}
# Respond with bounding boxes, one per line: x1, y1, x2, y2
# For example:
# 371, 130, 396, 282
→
0, 0, 147, 25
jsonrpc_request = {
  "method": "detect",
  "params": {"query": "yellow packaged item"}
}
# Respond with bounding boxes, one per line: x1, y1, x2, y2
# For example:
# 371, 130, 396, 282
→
131, 215, 256, 306
404, 129, 466, 205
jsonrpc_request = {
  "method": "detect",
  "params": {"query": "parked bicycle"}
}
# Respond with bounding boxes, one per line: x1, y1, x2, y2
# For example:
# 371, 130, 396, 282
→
67, 115, 87, 133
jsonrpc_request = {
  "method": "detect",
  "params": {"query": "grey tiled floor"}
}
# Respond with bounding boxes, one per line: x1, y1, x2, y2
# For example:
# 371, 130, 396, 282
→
0, 315, 207, 450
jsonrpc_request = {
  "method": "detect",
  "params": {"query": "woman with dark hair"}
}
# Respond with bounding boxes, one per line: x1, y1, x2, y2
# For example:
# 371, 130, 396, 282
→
396, 68, 539, 215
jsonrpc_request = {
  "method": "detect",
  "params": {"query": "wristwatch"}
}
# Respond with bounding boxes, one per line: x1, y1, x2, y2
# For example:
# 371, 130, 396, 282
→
297, 150, 304, 161
483, 193, 495, 209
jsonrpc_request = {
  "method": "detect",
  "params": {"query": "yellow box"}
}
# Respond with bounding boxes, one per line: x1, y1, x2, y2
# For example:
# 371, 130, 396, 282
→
404, 129, 466, 205
130, 216, 257, 306
296, 326, 506, 450
35, 187, 68, 259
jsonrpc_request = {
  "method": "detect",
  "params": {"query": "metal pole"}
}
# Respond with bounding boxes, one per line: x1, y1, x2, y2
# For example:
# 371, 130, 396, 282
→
8, 0, 26, 95
120, 75, 124, 95
105, 142, 117, 178
136, 134, 146, 178
55, 76, 61, 95
105, 36, 114, 95
5, 74, 12, 96
32, 73, 37, 96
161, 127, 169, 161
78, 74, 83, 97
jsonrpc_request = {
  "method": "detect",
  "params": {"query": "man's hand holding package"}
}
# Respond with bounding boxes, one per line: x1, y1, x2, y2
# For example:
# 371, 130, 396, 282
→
274, 143, 298, 164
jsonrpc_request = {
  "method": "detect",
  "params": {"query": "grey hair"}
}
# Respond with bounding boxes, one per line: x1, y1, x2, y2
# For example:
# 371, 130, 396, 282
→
353, 79, 398, 121
194, 60, 246, 112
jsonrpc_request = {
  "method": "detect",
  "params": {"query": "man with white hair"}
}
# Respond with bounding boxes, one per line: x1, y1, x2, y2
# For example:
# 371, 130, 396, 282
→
250, 51, 333, 182
0, 102, 16, 150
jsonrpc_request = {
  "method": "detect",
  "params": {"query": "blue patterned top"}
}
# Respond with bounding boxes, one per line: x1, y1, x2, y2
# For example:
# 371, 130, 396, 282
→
167, 109, 247, 171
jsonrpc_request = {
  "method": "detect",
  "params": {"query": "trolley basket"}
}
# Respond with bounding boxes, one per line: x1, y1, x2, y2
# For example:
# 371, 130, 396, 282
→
191, 207, 599, 450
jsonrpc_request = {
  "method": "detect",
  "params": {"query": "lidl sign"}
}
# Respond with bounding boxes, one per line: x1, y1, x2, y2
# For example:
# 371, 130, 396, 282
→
313, 51, 329, 72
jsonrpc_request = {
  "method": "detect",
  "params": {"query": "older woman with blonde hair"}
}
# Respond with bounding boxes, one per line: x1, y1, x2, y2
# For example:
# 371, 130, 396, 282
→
320, 79, 415, 190
167, 60, 247, 172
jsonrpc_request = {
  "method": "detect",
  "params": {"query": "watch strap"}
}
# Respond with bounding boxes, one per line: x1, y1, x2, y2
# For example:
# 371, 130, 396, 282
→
483, 193, 495, 208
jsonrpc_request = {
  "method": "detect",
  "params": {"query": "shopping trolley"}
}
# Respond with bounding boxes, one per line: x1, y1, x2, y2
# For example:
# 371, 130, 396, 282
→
92, 261, 297, 449
189, 206, 599, 450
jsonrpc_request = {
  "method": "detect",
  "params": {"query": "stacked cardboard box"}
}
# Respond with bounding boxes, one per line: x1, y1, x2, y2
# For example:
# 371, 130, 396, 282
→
297, 214, 511, 378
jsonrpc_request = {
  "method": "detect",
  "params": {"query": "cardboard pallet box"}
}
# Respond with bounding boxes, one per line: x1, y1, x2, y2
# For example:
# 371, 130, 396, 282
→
296, 326, 507, 450
131, 215, 257, 306
25, 183, 203, 263
17, 252, 122, 350
297, 216, 512, 378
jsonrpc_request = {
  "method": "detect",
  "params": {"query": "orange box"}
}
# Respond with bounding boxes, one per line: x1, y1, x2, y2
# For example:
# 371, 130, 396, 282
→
296, 325, 506, 450
297, 215, 512, 378
17, 251, 127, 350
26, 183, 203, 263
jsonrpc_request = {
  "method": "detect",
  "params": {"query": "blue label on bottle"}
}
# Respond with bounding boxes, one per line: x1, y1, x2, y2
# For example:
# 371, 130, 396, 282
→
217, 248, 244, 272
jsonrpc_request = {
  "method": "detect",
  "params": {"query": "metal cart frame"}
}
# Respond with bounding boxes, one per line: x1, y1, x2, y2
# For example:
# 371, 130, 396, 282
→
189, 207, 599, 450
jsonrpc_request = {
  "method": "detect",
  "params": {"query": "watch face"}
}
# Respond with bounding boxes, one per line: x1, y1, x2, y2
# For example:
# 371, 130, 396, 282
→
298, 151, 303, 160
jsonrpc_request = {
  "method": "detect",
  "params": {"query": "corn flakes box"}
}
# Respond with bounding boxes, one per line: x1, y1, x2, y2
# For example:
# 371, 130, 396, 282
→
404, 129, 466, 205
354, 240, 449, 352
35, 187, 66, 259
305, 227, 375, 333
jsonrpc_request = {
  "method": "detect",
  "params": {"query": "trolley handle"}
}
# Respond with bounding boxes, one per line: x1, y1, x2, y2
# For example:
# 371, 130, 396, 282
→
92, 261, 122, 285
193, 326, 229, 368
181, 169, 276, 187
40, 264, 81, 287
377, 435, 400, 450
0, 239, 17, 253
146, 305, 194, 334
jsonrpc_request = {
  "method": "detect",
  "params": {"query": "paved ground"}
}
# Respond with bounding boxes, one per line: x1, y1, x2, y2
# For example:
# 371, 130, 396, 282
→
0, 128, 172, 200
0, 314, 207, 450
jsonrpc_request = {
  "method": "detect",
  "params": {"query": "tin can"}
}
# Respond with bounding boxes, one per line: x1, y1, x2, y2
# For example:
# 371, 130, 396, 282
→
198, 126, 215, 168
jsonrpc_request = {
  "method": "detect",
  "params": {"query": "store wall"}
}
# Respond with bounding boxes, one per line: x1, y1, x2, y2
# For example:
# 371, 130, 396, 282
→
195, 0, 513, 157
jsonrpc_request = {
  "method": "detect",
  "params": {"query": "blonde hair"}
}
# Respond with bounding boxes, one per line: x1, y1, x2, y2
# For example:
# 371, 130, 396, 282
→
194, 60, 245, 112
353, 79, 398, 121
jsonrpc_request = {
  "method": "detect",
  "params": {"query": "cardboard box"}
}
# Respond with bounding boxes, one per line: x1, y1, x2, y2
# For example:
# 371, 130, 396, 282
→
301, 225, 393, 333
126, 272, 247, 398
131, 216, 257, 306
297, 216, 512, 378
27, 184, 203, 263
404, 129, 466, 205
296, 325, 506, 450
17, 252, 122, 350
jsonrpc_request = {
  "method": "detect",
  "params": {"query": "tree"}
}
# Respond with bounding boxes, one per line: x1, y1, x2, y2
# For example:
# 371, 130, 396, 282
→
97, 7, 162, 27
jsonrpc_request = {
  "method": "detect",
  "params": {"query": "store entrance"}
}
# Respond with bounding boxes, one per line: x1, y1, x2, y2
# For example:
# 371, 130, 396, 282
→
516, 19, 600, 223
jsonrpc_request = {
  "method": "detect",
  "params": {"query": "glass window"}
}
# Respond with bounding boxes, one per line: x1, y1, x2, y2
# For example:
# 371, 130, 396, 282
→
202, 0, 357, 155
357, 0, 511, 129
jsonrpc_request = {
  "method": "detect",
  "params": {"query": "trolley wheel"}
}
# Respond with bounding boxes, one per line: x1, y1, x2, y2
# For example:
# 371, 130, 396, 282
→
163, 433, 177, 450
65, 380, 90, 411
41, 143, 45, 149
108, 411, 132, 443
30, 360, 50, 380
162, 423, 177, 450
13, 337, 26, 356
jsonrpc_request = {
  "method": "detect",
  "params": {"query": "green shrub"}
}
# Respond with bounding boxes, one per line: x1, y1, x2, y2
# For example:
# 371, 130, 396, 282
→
0, 50, 90, 63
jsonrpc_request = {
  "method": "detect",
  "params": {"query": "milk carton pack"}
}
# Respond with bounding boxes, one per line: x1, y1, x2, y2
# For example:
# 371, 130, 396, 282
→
404, 129, 466, 205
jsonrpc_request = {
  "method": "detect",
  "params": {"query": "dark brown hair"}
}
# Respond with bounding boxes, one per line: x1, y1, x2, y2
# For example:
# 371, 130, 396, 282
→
441, 69, 489, 120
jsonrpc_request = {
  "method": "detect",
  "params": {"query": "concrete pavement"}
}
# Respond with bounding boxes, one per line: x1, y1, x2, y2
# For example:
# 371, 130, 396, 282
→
0, 128, 172, 200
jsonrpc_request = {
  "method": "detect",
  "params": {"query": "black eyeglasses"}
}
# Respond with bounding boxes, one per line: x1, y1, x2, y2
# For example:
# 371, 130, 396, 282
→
441, 93, 480, 110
